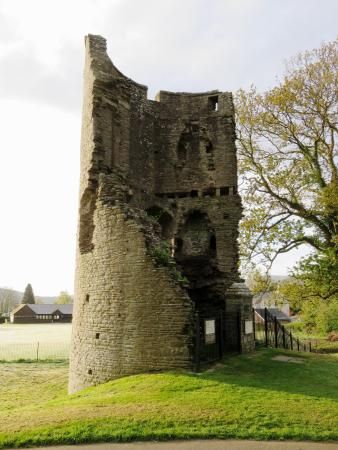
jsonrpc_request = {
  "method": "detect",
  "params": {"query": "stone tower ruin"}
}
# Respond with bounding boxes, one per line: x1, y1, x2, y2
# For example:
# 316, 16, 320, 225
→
69, 35, 254, 394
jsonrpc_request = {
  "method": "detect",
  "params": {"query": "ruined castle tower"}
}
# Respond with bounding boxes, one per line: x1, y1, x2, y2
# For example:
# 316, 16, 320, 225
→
69, 35, 254, 394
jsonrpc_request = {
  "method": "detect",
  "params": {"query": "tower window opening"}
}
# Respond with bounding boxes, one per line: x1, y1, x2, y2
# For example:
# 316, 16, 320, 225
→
209, 96, 219, 112
220, 187, 229, 196
206, 142, 213, 154
174, 237, 183, 256
203, 188, 216, 197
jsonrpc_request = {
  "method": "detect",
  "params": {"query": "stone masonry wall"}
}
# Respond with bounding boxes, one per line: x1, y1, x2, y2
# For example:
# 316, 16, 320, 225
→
69, 181, 193, 393
69, 34, 253, 393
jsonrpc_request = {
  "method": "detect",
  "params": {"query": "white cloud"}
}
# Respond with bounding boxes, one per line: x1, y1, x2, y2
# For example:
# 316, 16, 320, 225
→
0, 100, 80, 295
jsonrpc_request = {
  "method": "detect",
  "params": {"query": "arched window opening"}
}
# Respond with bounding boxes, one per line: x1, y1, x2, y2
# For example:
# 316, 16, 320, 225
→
146, 206, 174, 240
178, 211, 211, 258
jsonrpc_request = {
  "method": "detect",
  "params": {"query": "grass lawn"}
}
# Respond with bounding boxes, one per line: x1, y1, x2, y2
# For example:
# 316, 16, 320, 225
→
0, 348, 337, 447
0, 323, 71, 360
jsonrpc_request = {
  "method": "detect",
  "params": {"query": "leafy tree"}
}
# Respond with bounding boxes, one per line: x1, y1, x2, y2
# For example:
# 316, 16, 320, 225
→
0, 288, 20, 314
55, 291, 73, 304
276, 278, 305, 315
235, 39, 337, 273
22, 283, 35, 304
246, 269, 274, 301
299, 296, 338, 335
292, 249, 338, 301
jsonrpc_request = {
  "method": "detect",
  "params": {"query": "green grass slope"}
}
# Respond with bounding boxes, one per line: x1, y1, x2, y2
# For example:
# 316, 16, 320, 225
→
0, 349, 337, 448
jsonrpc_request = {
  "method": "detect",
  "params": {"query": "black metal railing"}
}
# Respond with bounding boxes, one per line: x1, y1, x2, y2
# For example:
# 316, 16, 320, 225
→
253, 307, 311, 352
194, 312, 225, 371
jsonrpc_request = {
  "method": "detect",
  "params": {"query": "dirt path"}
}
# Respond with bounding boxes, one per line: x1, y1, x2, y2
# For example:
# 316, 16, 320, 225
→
25, 439, 338, 450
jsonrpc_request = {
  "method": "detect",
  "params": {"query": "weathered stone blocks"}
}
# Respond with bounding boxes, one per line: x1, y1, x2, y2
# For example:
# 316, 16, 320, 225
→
69, 35, 253, 394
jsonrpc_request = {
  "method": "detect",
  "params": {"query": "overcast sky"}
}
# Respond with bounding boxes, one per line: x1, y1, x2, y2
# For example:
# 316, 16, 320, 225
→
0, 0, 337, 296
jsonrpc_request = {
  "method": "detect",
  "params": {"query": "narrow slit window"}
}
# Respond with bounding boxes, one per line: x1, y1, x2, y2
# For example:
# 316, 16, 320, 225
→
206, 142, 213, 154
210, 234, 216, 251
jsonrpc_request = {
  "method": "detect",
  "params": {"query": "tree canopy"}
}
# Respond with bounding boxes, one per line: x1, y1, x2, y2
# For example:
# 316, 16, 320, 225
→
22, 284, 35, 304
0, 288, 20, 314
55, 291, 73, 304
235, 39, 337, 273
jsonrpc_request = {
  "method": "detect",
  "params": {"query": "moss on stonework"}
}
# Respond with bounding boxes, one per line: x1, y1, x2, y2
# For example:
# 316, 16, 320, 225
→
149, 240, 189, 286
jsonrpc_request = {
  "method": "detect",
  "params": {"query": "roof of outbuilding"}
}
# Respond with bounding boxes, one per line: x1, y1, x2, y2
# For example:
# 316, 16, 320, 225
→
10, 304, 26, 315
11, 304, 73, 315
255, 308, 291, 322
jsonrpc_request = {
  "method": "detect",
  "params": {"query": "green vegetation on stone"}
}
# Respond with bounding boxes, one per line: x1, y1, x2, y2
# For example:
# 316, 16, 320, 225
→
150, 240, 188, 286
0, 348, 337, 448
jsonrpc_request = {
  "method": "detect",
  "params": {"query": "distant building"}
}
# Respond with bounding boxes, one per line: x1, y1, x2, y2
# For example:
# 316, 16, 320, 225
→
253, 291, 290, 317
10, 304, 73, 324
254, 308, 292, 325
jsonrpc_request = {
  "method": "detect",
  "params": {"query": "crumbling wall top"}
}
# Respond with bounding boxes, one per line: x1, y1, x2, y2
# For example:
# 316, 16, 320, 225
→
85, 34, 148, 92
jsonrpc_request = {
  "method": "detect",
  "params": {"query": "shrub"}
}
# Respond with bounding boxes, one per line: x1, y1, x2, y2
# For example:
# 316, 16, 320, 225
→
285, 321, 304, 333
328, 331, 338, 342
312, 340, 338, 354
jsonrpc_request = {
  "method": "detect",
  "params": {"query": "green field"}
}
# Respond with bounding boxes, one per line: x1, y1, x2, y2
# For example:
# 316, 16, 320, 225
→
0, 323, 71, 360
0, 348, 337, 448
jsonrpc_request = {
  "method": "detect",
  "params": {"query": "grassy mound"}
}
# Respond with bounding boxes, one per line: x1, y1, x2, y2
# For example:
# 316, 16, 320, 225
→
0, 349, 337, 447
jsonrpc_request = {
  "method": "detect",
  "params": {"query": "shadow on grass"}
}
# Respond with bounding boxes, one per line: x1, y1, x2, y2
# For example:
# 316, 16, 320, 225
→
186, 348, 338, 402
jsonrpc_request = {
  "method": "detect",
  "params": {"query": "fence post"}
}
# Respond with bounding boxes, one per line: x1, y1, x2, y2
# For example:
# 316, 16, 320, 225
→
264, 308, 268, 347
297, 339, 300, 351
290, 332, 293, 350
274, 316, 278, 348
237, 310, 242, 354
219, 312, 224, 358
282, 326, 286, 349
195, 315, 200, 372
36, 342, 39, 362
309, 342, 312, 352
252, 308, 256, 342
